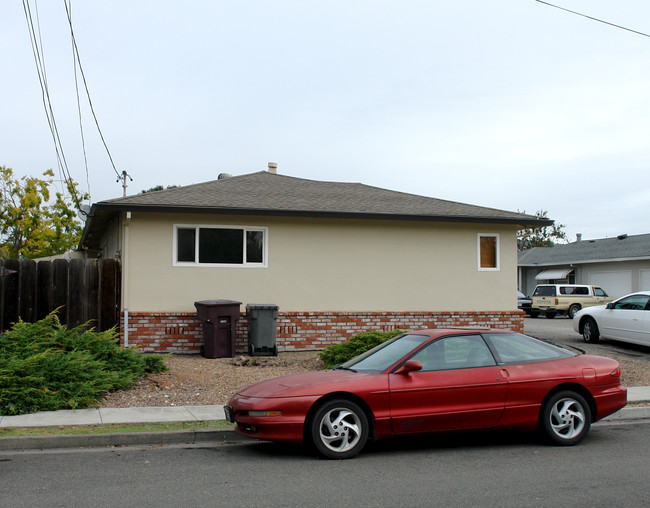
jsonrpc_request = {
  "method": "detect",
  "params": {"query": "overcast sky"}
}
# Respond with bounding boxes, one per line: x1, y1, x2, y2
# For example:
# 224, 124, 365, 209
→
2, 1, 649, 241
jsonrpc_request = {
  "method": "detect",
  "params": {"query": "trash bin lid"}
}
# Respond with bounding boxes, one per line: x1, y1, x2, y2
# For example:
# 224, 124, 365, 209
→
195, 299, 242, 307
246, 304, 279, 310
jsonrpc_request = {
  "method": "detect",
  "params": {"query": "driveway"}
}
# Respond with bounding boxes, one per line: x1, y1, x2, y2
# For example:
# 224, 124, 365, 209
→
523, 315, 650, 363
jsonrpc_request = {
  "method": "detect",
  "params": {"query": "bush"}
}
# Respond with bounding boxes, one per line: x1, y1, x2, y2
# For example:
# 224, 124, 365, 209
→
319, 330, 404, 368
0, 313, 167, 415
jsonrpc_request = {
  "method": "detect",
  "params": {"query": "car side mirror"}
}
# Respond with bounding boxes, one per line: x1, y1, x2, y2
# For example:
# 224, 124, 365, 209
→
606, 303, 615, 309
395, 360, 422, 375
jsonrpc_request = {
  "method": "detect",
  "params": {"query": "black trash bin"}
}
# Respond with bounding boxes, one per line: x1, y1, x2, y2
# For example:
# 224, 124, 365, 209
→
194, 300, 242, 358
246, 304, 279, 356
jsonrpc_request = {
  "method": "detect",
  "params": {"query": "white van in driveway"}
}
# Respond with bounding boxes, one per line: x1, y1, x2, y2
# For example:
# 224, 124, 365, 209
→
532, 284, 613, 319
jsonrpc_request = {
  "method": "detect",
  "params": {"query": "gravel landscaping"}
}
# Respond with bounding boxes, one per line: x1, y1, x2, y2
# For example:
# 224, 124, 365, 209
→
99, 348, 649, 409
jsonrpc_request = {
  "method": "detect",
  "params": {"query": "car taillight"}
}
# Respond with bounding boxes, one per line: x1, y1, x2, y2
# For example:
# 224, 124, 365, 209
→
611, 367, 621, 377
554, 298, 559, 305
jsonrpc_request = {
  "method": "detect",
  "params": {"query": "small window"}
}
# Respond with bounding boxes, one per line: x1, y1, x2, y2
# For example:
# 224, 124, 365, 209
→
478, 234, 499, 271
594, 288, 608, 297
174, 225, 267, 267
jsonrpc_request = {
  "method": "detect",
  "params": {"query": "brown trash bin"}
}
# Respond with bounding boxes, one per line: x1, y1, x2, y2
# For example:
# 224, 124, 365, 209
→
194, 300, 242, 358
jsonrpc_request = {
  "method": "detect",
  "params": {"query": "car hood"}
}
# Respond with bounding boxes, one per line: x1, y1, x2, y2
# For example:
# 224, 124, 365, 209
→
235, 369, 379, 398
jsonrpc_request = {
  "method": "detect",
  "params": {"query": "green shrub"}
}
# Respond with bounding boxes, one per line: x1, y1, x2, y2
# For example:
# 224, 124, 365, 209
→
0, 313, 167, 415
319, 330, 404, 368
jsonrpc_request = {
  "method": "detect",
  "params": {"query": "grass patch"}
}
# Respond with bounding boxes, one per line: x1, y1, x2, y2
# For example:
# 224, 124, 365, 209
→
0, 420, 234, 437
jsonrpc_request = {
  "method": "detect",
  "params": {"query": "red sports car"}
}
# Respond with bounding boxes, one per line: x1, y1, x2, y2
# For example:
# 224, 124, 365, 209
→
225, 329, 627, 459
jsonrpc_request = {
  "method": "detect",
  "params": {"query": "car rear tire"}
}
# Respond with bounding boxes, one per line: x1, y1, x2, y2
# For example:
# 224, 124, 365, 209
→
545, 311, 556, 319
541, 391, 591, 446
582, 317, 600, 343
568, 304, 581, 319
310, 399, 369, 459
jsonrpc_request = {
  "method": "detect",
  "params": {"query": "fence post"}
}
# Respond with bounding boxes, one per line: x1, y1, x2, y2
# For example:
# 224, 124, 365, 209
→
36, 261, 54, 321
2, 259, 20, 331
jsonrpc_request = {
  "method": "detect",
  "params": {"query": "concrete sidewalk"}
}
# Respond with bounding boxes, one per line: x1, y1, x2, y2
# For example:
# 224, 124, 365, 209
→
1, 387, 649, 429
0, 404, 225, 428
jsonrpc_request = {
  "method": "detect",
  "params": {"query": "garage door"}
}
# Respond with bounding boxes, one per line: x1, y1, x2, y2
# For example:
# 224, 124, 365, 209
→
588, 271, 632, 298
641, 270, 650, 291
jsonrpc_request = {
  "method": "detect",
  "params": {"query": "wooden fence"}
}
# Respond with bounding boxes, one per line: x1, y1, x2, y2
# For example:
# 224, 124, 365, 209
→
0, 258, 121, 333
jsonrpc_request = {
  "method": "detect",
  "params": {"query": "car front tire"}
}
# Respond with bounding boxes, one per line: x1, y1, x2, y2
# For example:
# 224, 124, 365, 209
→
310, 399, 369, 459
582, 317, 600, 343
541, 391, 591, 446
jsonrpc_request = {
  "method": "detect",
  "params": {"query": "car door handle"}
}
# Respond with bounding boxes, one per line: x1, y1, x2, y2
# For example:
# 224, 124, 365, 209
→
499, 369, 510, 379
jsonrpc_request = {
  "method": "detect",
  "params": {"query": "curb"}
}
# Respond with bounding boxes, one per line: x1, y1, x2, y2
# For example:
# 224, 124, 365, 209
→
1, 408, 648, 452
0, 428, 249, 452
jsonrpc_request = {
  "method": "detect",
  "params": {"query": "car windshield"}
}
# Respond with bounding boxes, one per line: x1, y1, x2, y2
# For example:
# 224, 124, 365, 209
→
483, 332, 575, 364
339, 334, 430, 373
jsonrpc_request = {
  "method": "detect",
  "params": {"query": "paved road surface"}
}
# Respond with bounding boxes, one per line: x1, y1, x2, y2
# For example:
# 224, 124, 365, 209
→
1, 421, 649, 507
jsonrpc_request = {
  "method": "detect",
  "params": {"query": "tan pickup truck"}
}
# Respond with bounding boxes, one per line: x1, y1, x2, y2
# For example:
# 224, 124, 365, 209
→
531, 284, 613, 319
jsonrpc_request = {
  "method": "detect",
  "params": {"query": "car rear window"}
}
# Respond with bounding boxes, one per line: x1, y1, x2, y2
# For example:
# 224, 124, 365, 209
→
533, 286, 556, 296
483, 333, 575, 364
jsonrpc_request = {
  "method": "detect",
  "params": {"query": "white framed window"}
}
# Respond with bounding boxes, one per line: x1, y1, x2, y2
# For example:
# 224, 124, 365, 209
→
478, 233, 499, 271
173, 225, 267, 267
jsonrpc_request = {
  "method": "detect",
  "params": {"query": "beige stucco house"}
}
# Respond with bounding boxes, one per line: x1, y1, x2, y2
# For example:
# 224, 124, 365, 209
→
79, 168, 548, 353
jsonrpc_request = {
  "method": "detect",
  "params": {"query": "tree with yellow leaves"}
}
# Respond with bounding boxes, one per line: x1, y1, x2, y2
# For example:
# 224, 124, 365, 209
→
0, 166, 88, 259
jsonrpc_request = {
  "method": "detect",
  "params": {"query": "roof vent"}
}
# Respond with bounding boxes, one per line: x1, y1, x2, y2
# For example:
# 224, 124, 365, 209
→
617, 234, 628, 240
268, 162, 278, 174
576, 233, 582, 242
218, 173, 232, 180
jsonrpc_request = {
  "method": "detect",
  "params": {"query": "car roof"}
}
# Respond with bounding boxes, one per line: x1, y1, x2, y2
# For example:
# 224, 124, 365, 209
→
410, 328, 511, 338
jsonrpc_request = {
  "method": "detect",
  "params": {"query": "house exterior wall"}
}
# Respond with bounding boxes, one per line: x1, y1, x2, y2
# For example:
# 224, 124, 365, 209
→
113, 212, 522, 352
121, 212, 518, 312
122, 310, 524, 353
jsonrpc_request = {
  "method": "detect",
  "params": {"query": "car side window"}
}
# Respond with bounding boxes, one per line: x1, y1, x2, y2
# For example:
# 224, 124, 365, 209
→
483, 333, 574, 364
612, 295, 650, 311
594, 288, 608, 297
410, 335, 496, 371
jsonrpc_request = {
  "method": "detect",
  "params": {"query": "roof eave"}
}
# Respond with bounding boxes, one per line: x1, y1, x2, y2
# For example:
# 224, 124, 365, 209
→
88, 202, 550, 225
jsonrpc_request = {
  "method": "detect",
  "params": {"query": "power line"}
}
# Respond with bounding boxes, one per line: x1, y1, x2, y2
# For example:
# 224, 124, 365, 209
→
22, 0, 79, 209
63, 0, 122, 181
535, 0, 650, 38
67, 1, 91, 203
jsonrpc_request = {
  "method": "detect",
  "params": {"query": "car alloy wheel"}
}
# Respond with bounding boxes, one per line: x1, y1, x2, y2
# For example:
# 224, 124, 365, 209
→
583, 318, 600, 343
541, 391, 591, 445
311, 399, 369, 459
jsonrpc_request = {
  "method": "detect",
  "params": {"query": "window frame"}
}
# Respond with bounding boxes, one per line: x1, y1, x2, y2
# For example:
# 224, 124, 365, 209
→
477, 233, 500, 271
173, 224, 268, 267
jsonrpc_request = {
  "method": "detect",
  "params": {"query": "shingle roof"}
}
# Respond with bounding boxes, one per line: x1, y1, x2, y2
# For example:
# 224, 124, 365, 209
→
80, 171, 549, 249
518, 233, 650, 266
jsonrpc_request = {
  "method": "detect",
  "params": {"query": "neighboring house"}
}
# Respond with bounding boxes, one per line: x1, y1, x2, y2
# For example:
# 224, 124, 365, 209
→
79, 167, 548, 353
518, 233, 650, 298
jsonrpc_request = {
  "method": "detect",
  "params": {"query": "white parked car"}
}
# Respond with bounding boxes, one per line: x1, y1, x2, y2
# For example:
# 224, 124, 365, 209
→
573, 291, 650, 346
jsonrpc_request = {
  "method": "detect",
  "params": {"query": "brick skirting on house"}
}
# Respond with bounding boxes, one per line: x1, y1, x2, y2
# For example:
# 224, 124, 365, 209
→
120, 310, 525, 354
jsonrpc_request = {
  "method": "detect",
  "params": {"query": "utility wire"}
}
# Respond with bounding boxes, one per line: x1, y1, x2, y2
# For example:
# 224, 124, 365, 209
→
63, 0, 122, 181
67, 1, 91, 204
536, 0, 650, 38
22, 0, 78, 207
